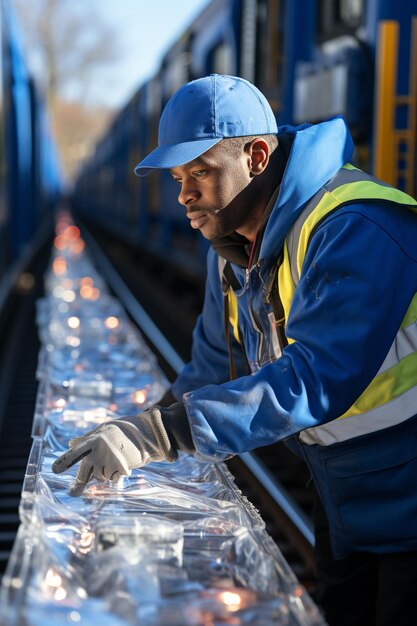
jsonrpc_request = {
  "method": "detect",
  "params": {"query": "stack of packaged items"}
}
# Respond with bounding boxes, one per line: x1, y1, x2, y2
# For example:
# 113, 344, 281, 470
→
0, 214, 326, 625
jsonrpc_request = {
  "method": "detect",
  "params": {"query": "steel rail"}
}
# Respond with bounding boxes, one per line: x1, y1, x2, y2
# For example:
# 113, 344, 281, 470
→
0, 219, 52, 318
80, 223, 314, 548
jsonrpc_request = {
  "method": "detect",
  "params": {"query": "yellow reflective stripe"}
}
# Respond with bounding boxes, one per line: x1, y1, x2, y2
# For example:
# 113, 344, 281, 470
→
339, 350, 417, 418
278, 241, 295, 325
401, 293, 417, 329
296, 192, 340, 277
330, 180, 417, 206
299, 385, 417, 445
227, 288, 240, 344
277, 242, 296, 344
296, 181, 417, 276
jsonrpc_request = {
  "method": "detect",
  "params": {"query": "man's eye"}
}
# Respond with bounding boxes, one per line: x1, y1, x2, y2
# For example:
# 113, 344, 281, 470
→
193, 170, 207, 178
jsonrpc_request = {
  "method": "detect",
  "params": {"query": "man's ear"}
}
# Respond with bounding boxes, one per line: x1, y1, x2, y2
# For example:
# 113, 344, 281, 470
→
247, 138, 270, 176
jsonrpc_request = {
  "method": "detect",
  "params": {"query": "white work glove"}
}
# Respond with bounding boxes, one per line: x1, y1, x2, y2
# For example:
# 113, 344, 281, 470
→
52, 407, 176, 495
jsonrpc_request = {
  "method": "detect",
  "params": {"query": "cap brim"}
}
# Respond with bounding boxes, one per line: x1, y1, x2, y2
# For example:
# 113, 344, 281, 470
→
134, 137, 222, 176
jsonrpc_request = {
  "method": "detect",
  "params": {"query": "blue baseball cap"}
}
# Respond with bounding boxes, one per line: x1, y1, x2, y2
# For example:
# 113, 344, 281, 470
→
134, 74, 278, 176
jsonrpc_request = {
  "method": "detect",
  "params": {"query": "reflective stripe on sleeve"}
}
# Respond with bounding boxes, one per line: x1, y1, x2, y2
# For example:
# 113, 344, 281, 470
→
300, 382, 417, 445
378, 317, 417, 373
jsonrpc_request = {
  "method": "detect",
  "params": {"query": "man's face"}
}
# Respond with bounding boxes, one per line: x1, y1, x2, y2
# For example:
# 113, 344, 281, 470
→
170, 141, 259, 241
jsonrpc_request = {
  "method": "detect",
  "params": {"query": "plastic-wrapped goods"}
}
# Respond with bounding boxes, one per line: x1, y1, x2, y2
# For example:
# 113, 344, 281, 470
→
0, 218, 326, 626
31, 380, 167, 441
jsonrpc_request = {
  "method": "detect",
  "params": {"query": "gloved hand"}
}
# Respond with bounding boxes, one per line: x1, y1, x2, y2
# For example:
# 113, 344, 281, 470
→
52, 406, 177, 496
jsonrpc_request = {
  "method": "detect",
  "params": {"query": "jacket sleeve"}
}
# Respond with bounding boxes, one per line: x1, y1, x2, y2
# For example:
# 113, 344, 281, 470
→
172, 248, 248, 398
183, 205, 417, 460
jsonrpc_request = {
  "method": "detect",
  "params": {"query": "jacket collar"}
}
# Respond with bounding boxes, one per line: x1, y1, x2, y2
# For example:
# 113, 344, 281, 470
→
260, 117, 354, 261
211, 117, 354, 269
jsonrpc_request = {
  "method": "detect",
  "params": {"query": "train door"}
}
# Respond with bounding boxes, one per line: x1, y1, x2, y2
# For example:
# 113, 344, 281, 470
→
0, 4, 9, 279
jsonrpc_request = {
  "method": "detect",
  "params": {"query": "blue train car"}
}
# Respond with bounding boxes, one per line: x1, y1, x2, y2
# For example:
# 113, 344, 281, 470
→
0, 0, 60, 294
74, 0, 417, 280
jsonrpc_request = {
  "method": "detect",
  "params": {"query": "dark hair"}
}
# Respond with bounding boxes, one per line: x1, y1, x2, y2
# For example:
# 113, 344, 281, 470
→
220, 134, 278, 157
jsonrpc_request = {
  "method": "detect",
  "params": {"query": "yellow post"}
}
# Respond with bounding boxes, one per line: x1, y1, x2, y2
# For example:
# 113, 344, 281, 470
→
373, 21, 398, 185
407, 17, 417, 197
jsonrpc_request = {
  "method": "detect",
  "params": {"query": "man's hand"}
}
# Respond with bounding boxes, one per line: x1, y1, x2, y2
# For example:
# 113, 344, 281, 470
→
52, 407, 176, 495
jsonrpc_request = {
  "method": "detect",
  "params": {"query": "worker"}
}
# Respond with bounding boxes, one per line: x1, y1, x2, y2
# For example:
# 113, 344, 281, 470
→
53, 75, 417, 626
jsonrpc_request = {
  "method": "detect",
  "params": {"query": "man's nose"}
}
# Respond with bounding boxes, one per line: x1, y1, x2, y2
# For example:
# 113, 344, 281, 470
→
178, 181, 199, 206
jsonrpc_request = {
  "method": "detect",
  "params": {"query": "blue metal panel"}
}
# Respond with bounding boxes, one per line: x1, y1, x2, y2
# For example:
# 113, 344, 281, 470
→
279, 0, 316, 125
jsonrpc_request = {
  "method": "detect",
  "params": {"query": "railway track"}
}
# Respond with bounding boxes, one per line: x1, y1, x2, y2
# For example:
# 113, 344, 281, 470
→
0, 218, 318, 591
81, 220, 318, 589
0, 234, 52, 579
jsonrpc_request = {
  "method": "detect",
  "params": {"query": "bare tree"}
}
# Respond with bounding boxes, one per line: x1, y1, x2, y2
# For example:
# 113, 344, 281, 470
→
14, 0, 122, 105
52, 100, 114, 181
13, 0, 122, 178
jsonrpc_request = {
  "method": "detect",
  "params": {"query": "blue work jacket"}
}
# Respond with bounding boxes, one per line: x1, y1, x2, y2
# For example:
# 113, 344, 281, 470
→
172, 117, 417, 557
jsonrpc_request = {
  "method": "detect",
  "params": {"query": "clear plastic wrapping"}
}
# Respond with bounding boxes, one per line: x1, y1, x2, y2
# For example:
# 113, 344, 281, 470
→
0, 217, 325, 625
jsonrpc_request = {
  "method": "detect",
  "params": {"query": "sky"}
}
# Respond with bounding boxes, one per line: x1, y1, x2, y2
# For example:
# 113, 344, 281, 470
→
89, 0, 212, 109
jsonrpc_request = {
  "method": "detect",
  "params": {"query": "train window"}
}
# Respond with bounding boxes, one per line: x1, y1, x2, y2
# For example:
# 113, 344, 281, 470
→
253, 0, 282, 113
212, 42, 234, 75
165, 52, 191, 97
317, 0, 365, 41
340, 0, 363, 27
